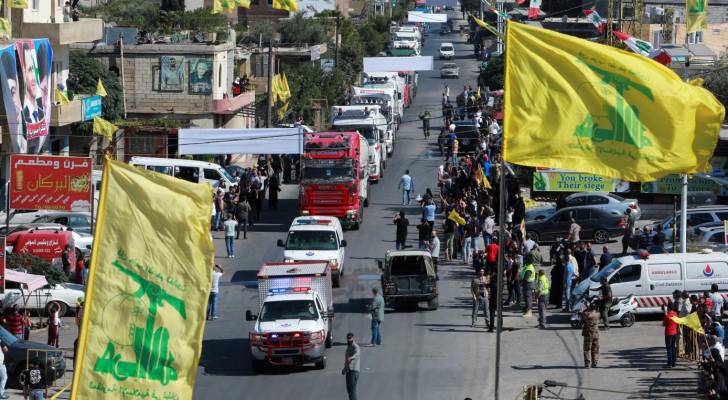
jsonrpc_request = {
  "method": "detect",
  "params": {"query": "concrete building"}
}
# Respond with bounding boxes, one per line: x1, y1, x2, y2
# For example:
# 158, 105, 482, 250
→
72, 31, 255, 160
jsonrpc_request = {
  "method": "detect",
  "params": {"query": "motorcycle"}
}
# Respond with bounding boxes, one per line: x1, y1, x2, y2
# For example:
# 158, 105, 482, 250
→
570, 294, 637, 329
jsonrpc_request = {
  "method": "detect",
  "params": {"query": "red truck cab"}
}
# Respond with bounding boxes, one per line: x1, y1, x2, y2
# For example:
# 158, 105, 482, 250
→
299, 132, 370, 230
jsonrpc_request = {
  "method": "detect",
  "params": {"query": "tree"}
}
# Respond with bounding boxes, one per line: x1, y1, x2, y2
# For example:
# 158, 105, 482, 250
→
239, 21, 275, 45
69, 51, 125, 121
161, 0, 185, 11
478, 54, 505, 90
358, 16, 390, 56
278, 13, 327, 45
6, 254, 68, 286
85, 0, 161, 32
283, 63, 349, 123
704, 67, 728, 112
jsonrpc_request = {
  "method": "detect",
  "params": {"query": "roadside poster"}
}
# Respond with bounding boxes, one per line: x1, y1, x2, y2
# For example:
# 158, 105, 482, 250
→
189, 58, 213, 94
159, 56, 185, 92
532, 169, 629, 192
320, 58, 335, 72
15, 39, 53, 153
81, 95, 103, 121
10, 155, 93, 211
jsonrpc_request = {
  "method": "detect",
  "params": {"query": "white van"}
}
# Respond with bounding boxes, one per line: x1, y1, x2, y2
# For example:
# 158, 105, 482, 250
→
277, 216, 347, 287
129, 157, 235, 191
574, 250, 728, 314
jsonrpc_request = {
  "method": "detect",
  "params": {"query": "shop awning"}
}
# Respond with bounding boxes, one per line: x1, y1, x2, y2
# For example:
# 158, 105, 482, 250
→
6, 269, 48, 293
178, 128, 303, 155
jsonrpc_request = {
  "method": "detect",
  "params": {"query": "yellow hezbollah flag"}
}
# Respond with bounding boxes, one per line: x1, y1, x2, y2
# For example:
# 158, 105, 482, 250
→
687, 0, 708, 33
234, 0, 251, 7
9, 0, 27, 8
503, 21, 725, 182
670, 312, 705, 334
71, 158, 214, 400
212, 0, 236, 12
55, 88, 70, 105
92, 117, 118, 139
447, 209, 466, 225
96, 78, 107, 97
273, 0, 298, 12
472, 14, 503, 39
0, 17, 11, 39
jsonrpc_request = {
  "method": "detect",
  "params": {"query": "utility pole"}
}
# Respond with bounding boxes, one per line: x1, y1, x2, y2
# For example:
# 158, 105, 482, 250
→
335, 16, 341, 70
266, 42, 274, 128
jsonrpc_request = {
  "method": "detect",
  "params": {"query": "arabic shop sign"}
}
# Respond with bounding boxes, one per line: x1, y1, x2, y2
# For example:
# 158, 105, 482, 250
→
10, 155, 92, 212
532, 169, 629, 192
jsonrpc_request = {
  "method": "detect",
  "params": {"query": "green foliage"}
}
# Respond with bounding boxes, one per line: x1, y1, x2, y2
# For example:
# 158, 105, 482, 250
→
704, 67, 728, 112
392, 0, 414, 22
478, 54, 505, 90
240, 21, 275, 45
358, 16, 390, 56
283, 63, 350, 123
6, 254, 68, 286
279, 13, 328, 45
337, 18, 363, 81
87, 0, 227, 33
69, 51, 124, 121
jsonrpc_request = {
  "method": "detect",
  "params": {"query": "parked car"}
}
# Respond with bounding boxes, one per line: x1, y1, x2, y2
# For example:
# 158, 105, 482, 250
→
0, 280, 85, 317
653, 206, 728, 240
526, 206, 627, 244
439, 25, 451, 34
0, 326, 65, 386
439, 42, 455, 59
451, 120, 480, 153
0, 223, 67, 236
525, 205, 557, 222
5, 225, 92, 257
664, 225, 726, 253
560, 192, 641, 220
10, 211, 93, 235
440, 62, 459, 78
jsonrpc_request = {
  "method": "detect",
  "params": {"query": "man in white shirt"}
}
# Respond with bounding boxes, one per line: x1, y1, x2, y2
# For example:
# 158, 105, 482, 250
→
524, 234, 537, 253
398, 170, 414, 206
430, 230, 441, 280
223, 214, 238, 258
208, 264, 224, 320
483, 214, 495, 246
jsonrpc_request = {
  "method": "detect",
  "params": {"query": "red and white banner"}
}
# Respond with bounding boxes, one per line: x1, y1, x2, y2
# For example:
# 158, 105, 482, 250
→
10, 155, 93, 211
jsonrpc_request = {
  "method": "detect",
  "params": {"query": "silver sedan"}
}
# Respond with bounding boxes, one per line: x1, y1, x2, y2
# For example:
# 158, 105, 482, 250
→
440, 63, 459, 78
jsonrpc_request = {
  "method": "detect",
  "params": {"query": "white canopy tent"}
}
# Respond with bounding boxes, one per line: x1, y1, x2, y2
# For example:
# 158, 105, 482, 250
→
178, 128, 303, 155
363, 56, 434, 73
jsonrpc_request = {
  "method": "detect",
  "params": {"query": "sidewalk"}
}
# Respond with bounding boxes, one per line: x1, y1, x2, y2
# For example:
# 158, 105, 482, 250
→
5, 317, 77, 400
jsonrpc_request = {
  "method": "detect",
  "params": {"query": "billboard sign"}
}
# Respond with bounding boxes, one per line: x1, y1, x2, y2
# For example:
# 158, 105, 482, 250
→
189, 58, 213, 95
160, 56, 185, 92
532, 169, 630, 192
10, 155, 93, 211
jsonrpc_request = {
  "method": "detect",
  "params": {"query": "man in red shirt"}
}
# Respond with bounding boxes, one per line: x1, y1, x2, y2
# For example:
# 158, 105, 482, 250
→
485, 237, 499, 273
663, 303, 679, 368
4, 307, 23, 339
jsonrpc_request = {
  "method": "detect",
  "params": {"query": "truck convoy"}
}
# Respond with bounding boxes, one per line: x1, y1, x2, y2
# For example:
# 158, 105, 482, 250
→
331, 106, 388, 183
299, 131, 369, 230
351, 86, 400, 154
245, 261, 334, 372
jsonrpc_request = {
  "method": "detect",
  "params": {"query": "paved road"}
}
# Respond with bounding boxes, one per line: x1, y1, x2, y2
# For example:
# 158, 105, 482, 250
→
193, 14, 698, 400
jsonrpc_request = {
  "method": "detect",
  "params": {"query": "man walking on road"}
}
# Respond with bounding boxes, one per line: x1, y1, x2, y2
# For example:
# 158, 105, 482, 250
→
582, 302, 601, 368
223, 214, 237, 258
208, 264, 224, 320
235, 198, 252, 240
471, 268, 490, 329
343, 333, 361, 400
419, 111, 431, 138
430, 230, 441, 279
417, 218, 432, 250
394, 211, 409, 250
399, 170, 413, 206
536, 269, 550, 329
368, 288, 385, 346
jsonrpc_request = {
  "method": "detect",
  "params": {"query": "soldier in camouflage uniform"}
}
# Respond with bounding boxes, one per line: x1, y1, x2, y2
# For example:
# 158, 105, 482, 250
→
582, 302, 601, 368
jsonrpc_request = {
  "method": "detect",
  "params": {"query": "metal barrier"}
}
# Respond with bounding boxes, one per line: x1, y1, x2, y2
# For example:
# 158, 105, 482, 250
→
21, 348, 72, 399
677, 325, 702, 362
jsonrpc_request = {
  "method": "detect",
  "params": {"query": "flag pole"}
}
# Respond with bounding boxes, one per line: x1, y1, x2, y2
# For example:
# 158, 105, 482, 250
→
494, 159, 506, 400
680, 39, 689, 254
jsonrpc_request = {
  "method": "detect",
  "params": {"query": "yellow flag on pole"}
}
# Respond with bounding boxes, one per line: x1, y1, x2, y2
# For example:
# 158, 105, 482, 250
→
92, 116, 118, 139
55, 88, 70, 105
234, 0, 251, 7
447, 209, 467, 225
686, 0, 708, 33
0, 18, 11, 39
96, 79, 107, 97
471, 14, 503, 39
212, 0, 236, 12
9, 0, 27, 8
71, 158, 214, 400
503, 21, 725, 182
272, 0, 298, 12
670, 312, 705, 334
